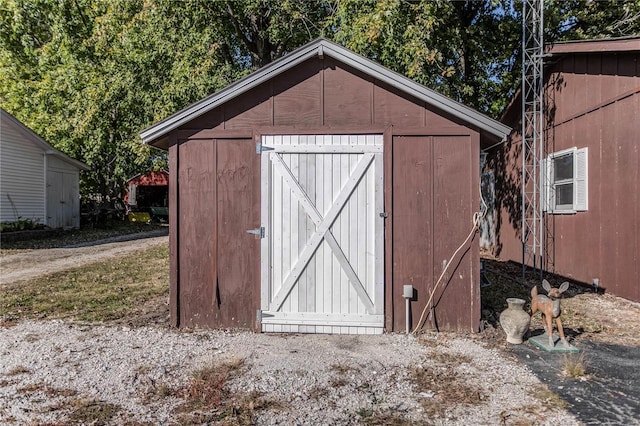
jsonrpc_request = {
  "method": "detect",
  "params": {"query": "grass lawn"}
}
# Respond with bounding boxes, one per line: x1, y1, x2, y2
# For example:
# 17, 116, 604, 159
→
0, 221, 166, 255
0, 243, 169, 323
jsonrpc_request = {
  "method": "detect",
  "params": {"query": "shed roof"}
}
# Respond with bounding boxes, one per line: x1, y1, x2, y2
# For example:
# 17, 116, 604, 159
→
140, 38, 511, 147
548, 36, 640, 55
1, 108, 89, 171
127, 169, 169, 186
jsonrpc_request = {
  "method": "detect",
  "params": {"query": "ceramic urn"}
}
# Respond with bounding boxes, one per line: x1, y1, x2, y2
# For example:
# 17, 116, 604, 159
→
499, 298, 530, 344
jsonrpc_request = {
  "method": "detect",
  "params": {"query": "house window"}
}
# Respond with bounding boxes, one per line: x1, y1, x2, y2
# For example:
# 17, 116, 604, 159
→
543, 147, 588, 213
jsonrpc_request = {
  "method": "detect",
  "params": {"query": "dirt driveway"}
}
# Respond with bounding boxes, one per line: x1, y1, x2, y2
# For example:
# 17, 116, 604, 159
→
0, 229, 168, 285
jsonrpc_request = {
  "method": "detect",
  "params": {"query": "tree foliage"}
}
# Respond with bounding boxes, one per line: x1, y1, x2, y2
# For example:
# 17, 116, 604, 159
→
546, 0, 640, 41
329, 0, 520, 116
1, 0, 638, 199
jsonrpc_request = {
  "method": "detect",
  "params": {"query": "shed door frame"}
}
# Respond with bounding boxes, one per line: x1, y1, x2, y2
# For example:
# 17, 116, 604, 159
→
259, 134, 384, 334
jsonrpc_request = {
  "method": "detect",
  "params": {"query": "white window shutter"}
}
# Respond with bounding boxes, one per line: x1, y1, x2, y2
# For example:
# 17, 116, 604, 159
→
540, 157, 549, 212
548, 157, 556, 212
575, 147, 588, 211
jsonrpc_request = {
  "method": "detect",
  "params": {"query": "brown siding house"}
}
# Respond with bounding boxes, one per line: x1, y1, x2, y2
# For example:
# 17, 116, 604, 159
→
141, 38, 510, 333
490, 37, 640, 302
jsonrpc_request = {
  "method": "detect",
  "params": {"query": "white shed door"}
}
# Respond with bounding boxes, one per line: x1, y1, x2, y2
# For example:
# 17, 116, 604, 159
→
260, 135, 384, 334
47, 171, 79, 229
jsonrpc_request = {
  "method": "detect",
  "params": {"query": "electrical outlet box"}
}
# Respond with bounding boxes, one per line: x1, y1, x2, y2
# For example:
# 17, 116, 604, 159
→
403, 285, 414, 299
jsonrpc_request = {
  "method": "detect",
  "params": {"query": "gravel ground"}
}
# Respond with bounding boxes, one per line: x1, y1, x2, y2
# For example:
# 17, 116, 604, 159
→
0, 320, 580, 425
1, 237, 613, 424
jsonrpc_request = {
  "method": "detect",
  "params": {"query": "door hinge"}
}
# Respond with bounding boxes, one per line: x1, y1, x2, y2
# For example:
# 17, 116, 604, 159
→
379, 212, 388, 218
246, 226, 265, 238
256, 310, 274, 321
256, 143, 275, 154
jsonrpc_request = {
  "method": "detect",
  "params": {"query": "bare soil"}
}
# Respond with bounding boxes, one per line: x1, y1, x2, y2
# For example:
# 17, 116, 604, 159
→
0, 230, 168, 286
480, 258, 640, 348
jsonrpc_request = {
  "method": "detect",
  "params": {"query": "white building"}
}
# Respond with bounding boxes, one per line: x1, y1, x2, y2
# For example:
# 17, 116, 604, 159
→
1, 108, 89, 229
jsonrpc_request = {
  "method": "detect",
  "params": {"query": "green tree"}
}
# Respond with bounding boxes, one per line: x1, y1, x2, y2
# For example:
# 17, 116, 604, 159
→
0, 0, 335, 199
220, 0, 335, 67
546, 0, 640, 41
328, 0, 640, 117
2, 0, 639, 203
0, 0, 243, 199
328, 0, 520, 116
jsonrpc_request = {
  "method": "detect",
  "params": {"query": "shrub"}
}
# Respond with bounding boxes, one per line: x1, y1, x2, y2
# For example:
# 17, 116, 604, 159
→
0, 218, 45, 233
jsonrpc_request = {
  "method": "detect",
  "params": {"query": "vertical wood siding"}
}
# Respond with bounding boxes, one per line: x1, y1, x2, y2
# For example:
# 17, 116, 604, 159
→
168, 56, 483, 331
431, 135, 478, 330
392, 135, 479, 332
215, 139, 260, 329
174, 138, 260, 329
177, 139, 217, 327
494, 50, 640, 302
168, 142, 179, 326
392, 136, 434, 330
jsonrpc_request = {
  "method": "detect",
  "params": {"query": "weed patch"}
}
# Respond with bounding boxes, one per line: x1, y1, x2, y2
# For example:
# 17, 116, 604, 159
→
498, 407, 543, 426
23, 333, 41, 343
6, 365, 31, 376
17, 382, 43, 393
179, 364, 232, 410
172, 358, 280, 424
555, 303, 604, 334
329, 377, 349, 388
66, 398, 121, 424
362, 411, 428, 426
531, 384, 568, 409
308, 384, 330, 400
16, 381, 76, 397
357, 407, 374, 418
329, 363, 359, 388
0, 218, 44, 233
412, 364, 485, 417
562, 353, 587, 378
417, 335, 440, 348
330, 364, 359, 374
428, 349, 472, 366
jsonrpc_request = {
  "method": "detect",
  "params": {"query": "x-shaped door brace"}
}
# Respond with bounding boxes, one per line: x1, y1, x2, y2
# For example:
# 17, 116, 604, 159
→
269, 152, 376, 314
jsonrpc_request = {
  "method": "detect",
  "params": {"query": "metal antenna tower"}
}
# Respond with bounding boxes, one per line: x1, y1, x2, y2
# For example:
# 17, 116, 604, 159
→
521, 0, 544, 280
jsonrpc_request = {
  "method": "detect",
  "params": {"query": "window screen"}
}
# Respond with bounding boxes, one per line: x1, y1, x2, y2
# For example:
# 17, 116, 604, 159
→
553, 154, 573, 181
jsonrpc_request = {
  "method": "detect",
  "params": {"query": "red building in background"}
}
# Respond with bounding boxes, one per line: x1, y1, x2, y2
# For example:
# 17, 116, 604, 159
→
125, 170, 169, 221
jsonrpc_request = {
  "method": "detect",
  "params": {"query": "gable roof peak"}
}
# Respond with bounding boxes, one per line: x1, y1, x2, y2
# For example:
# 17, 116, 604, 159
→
1, 108, 89, 170
140, 38, 510, 146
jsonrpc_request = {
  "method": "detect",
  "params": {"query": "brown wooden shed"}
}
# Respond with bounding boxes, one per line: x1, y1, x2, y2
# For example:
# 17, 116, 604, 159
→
141, 39, 510, 333
490, 36, 640, 302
